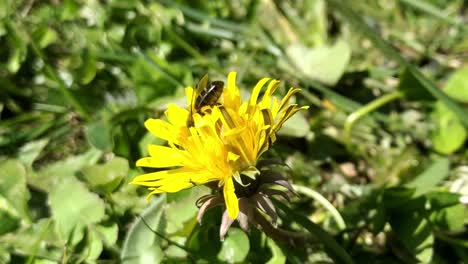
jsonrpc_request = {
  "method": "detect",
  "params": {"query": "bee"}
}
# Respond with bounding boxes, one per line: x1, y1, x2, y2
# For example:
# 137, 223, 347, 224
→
187, 74, 224, 127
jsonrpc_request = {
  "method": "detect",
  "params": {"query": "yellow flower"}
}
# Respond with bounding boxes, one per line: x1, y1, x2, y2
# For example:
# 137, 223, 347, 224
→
132, 72, 308, 219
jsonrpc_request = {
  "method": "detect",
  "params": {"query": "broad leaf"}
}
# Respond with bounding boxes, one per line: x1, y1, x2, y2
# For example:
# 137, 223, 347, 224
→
0, 159, 30, 225
430, 102, 467, 154
121, 195, 166, 264
286, 40, 351, 85
49, 176, 105, 239
217, 228, 250, 263
444, 67, 468, 103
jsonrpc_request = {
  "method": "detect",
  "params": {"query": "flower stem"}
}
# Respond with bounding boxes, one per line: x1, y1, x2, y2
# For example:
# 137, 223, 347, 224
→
344, 91, 404, 150
292, 184, 346, 231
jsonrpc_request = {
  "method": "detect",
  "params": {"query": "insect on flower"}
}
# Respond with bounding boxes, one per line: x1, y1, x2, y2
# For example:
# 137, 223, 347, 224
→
187, 74, 224, 127
132, 72, 308, 222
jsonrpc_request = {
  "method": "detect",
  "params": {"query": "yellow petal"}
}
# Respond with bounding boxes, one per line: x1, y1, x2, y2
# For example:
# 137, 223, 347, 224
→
165, 103, 189, 127
185, 86, 194, 106
223, 178, 239, 219
277, 88, 301, 113
132, 167, 212, 186
145, 119, 178, 144
249, 77, 270, 108
259, 79, 280, 108
227, 151, 240, 162
152, 180, 194, 192
135, 145, 187, 168
224, 72, 241, 110
131, 170, 173, 183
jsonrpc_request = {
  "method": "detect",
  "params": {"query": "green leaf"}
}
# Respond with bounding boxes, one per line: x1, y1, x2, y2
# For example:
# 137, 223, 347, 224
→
390, 210, 434, 263
0, 208, 19, 235
266, 238, 286, 264
121, 195, 166, 264
286, 40, 351, 85
49, 176, 105, 239
17, 138, 49, 167
59, 0, 80, 21
86, 121, 114, 151
398, 68, 433, 101
389, 200, 434, 263
406, 158, 450, 197
444, 67, 468, 104
79, 157, 128, 194
78, 49, 98, 85
217, 228, 250, 264
94, 223, 119, 247
425, 192, 460, 210
431, 102, 467, 154
383, 187, 415, 209
32, 26, 58, 48
83, 228, 103, 262
0, 159, 30, 222
0, 219, 61, 259
165, 186, 210, 235
30, 148, 102, 191
431, 203, 465, 231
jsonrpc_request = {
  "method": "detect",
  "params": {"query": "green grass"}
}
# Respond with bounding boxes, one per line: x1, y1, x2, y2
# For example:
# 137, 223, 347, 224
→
0, 0, 467, 263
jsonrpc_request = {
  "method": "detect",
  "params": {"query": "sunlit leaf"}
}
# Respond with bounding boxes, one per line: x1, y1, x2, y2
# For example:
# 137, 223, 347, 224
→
444, 67, 468, 104
431, 102, 467, 154
266, 238, 286, 264
49, 176, 105, 239
121, 195, 166, 264
86, 121, 114, 152
165, 187, 210, 236
17, 138, 49, 167
286, 40, 351, 85
278, 112, 310, 138
217, 228, 250, 263
390, 210, 434, 263
30, 148, 102, 191
406, 158, 450, 196
0, 159, 30, 223
79, 156, 128, 194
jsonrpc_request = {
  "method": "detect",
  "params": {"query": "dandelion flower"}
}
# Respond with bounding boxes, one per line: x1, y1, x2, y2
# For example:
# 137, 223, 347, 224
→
132, 72, 308, 221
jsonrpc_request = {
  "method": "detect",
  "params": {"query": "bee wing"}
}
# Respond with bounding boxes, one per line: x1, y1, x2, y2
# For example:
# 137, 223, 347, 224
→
196, 74, 209, 93
190, 74, 209, 115
192, 74, 209, 107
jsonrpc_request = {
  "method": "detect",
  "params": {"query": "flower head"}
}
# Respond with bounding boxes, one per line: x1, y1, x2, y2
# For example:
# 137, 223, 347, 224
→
132, 72, 308, 219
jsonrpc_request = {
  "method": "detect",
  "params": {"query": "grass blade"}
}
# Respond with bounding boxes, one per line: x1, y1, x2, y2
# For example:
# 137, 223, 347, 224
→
398, 0, 466, 29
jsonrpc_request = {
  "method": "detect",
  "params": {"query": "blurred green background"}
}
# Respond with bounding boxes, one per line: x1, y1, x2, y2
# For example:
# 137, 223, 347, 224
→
1, 0, 467, 263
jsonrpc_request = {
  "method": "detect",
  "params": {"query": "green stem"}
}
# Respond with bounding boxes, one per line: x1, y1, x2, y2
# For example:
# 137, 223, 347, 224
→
344, 91, 404, 149
292, 184, 346, 231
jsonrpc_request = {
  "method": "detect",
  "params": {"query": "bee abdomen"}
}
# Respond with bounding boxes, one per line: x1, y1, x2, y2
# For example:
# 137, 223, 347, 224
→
195, 81, 224, 109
